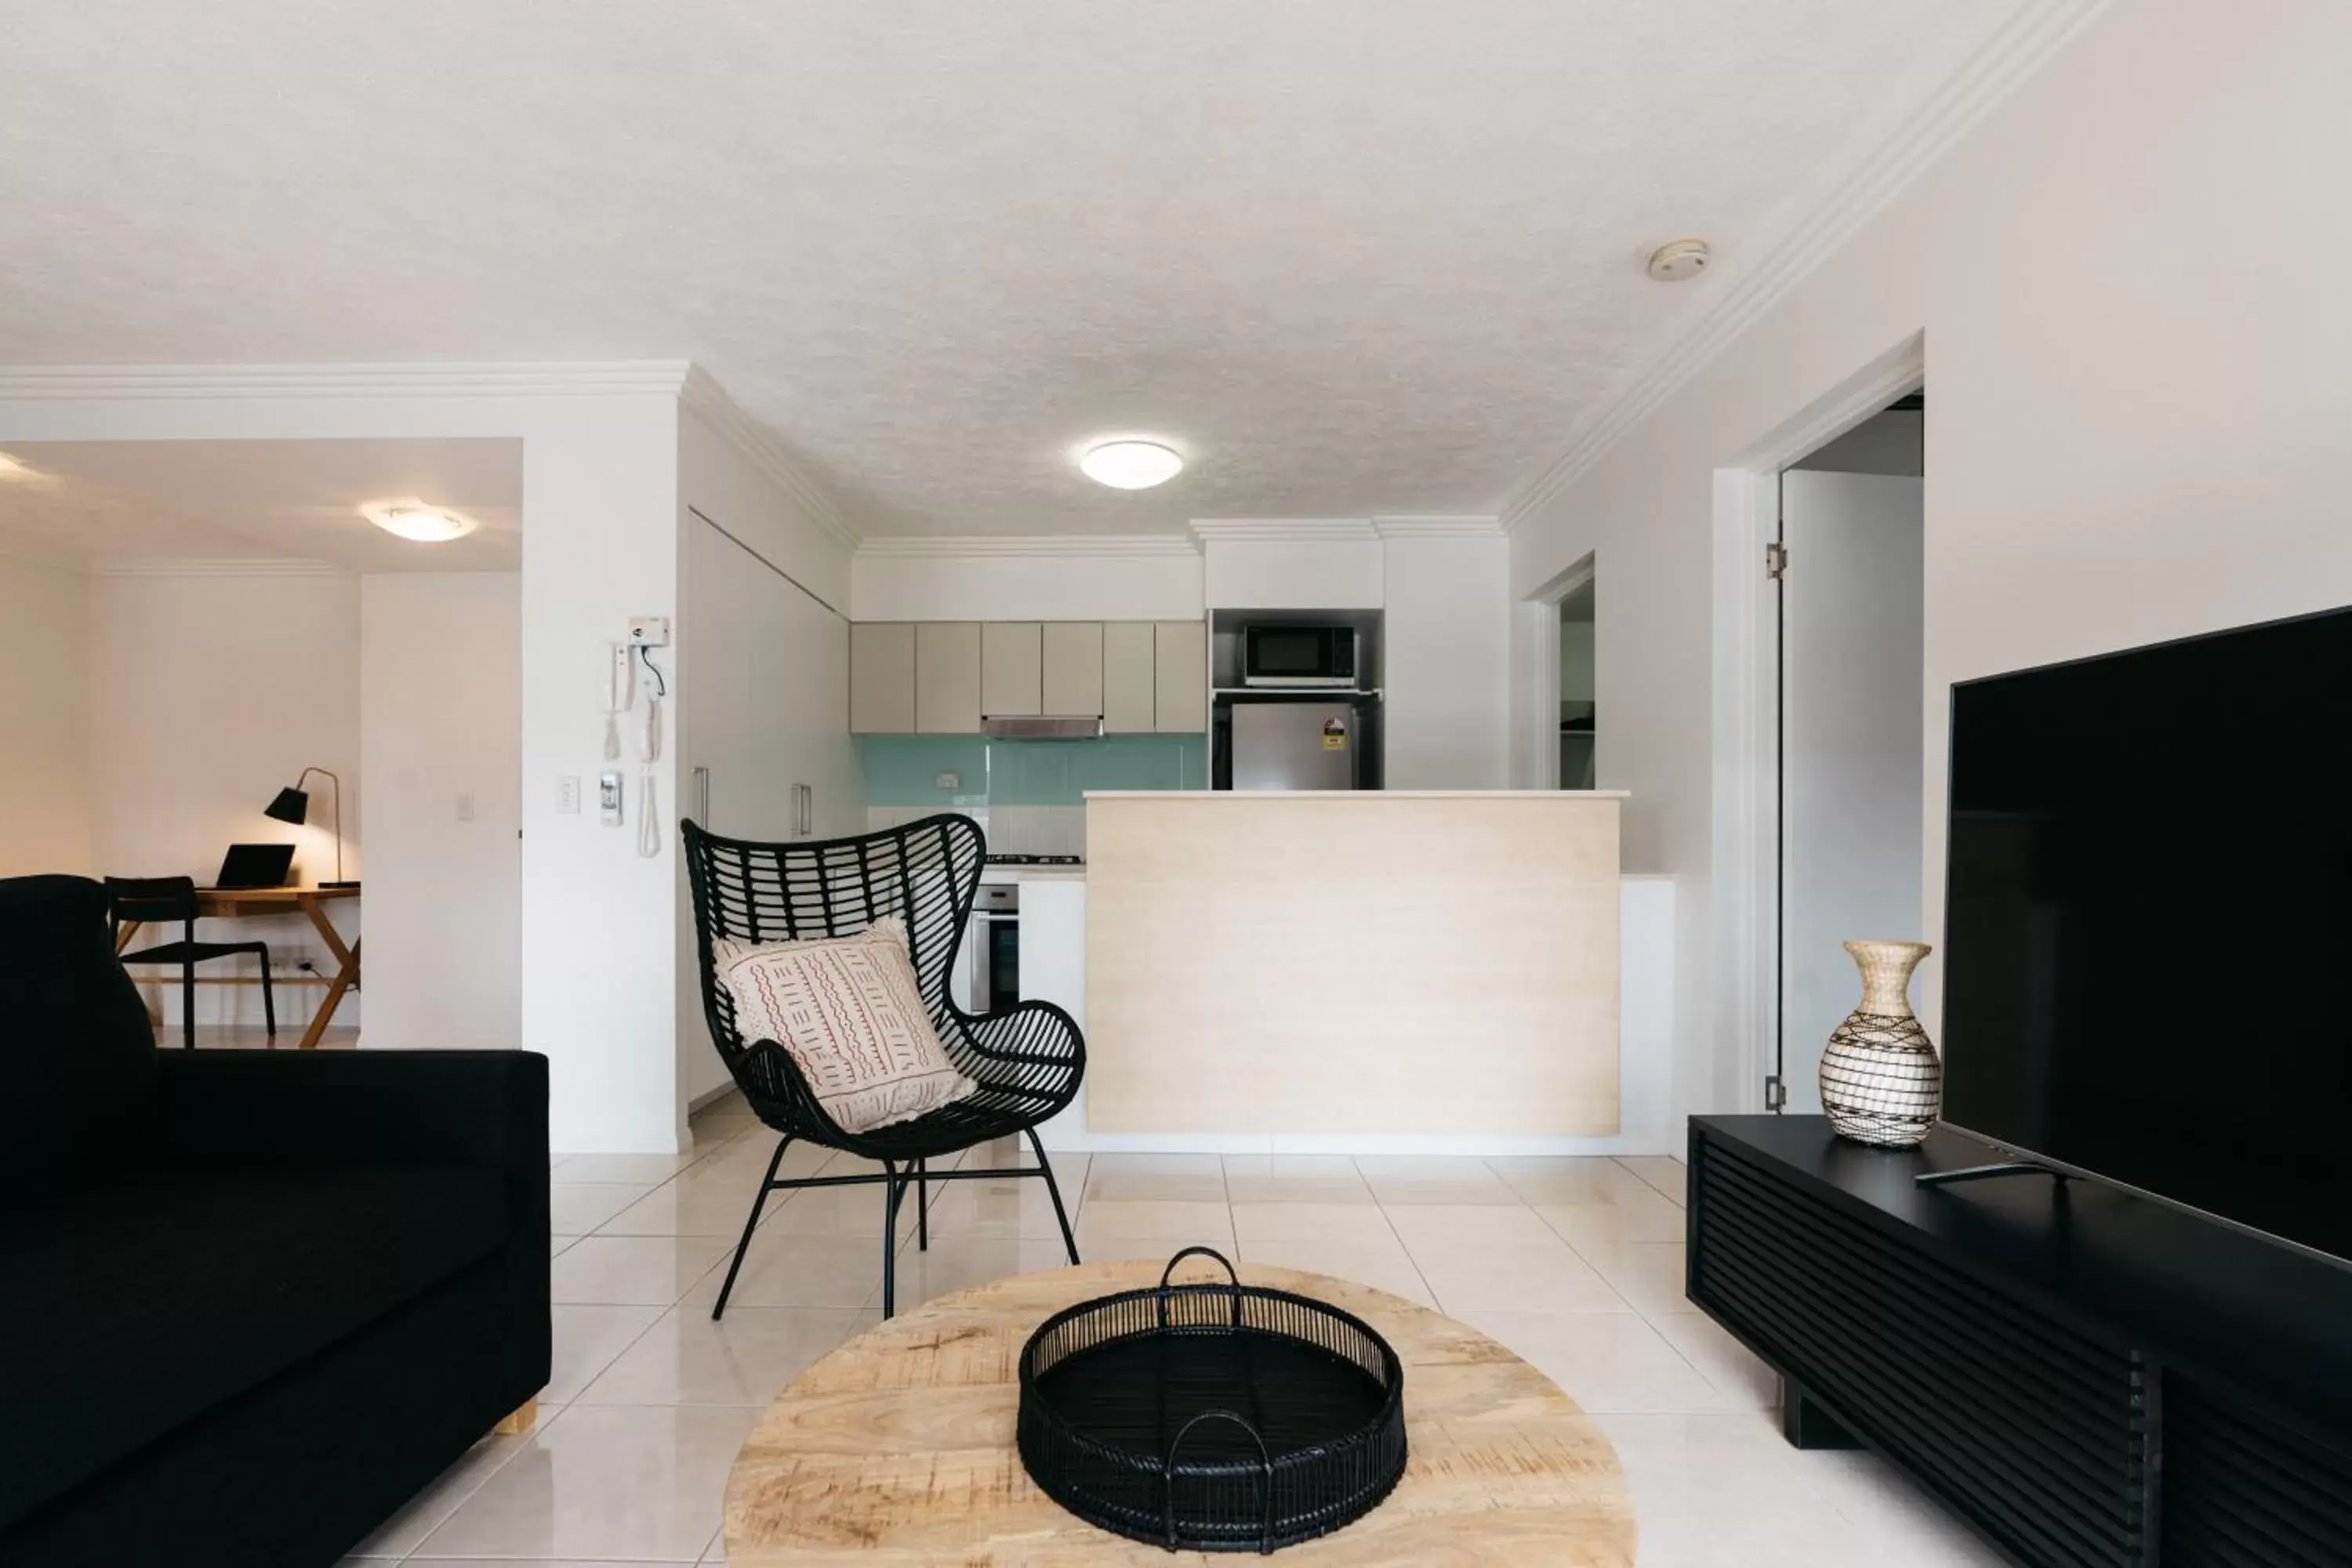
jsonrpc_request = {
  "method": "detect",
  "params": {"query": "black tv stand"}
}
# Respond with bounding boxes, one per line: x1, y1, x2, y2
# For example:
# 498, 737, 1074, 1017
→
1914, 1157, 2071, 1189
1690, 1116, 2352, 1567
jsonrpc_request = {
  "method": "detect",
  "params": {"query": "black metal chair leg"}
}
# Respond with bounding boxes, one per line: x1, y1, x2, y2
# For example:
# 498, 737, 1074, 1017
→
1027, 1127, 1081, 1265
881, 1160, 904, 1319
916, 1157, 929, 1251
710, 1136, 793, 1322
258, 949, 277, 1039
182, 958, 196, 1047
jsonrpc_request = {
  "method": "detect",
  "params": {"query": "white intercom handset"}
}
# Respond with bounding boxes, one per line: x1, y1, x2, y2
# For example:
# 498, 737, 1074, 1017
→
601, 620, 670, 856
632, 642, 666, 858
604, 644, 633, 762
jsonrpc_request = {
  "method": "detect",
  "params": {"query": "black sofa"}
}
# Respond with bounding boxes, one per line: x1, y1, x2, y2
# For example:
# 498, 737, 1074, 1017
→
0, 874, 550, 1567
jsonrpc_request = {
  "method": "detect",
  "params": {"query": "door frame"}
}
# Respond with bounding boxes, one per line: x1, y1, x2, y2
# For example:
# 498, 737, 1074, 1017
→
1710, 332, 1924, 1113
1517, 553, 1597, 789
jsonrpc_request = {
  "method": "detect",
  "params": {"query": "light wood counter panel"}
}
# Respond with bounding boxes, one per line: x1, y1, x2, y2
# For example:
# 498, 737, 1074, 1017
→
1085, 793, 1621, 1137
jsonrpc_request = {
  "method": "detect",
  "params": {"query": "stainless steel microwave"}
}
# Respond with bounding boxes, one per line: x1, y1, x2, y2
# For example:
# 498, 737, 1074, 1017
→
1242, 624, 1359, 688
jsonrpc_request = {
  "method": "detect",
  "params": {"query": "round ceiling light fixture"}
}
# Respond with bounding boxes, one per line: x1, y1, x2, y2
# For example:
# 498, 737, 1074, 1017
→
1079, 439, 1185, 490
360, 498, 477, 543
1645, 238, 1712, 281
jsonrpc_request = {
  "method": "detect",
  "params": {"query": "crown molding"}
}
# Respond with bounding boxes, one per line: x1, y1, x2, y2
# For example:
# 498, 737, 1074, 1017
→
677, 365, 861, 549
90, 557, 350, 578
1501, 0, 2112, 532
1371, 516, 1504, 539
857, 534, 1197, 560
1189, 518, 1378, 543
0, 361, 695, 401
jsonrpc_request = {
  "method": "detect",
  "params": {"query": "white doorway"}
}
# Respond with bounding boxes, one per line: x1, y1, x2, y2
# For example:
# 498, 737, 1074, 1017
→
1559, 575, 1597, 788
1775, 397, 1925, 1111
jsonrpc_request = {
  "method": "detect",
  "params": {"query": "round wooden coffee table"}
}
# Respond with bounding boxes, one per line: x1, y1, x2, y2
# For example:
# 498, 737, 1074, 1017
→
724, 1259, 1637, 1565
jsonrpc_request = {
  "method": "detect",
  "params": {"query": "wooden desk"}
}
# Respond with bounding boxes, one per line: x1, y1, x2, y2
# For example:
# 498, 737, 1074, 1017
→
115, 885, 361, 1050
725, 1261, 1636, 1565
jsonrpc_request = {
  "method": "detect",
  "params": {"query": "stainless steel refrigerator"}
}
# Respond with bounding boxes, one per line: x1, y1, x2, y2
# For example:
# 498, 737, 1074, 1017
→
1220, 696, 1379, 790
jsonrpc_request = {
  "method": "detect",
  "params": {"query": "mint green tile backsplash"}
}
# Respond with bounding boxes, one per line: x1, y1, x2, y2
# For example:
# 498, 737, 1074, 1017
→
858, 734, 1206, 807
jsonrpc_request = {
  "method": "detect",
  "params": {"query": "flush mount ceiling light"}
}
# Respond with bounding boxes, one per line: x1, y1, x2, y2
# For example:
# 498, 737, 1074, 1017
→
360, 498, 477, 543
1645, 238, 1712, 281
0, 452, 42, 481
1079, 439, 1185, 490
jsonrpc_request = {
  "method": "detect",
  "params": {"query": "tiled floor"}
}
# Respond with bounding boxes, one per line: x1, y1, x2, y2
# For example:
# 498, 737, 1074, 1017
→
342, 1094, 2005, 1565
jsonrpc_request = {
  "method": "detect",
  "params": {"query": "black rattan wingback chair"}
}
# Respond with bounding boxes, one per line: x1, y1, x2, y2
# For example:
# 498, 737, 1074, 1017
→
681, 813, 1083, 1319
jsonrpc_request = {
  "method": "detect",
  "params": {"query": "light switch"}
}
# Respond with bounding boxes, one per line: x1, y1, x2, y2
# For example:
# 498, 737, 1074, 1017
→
557, 775, 581, 814
935, 771, 960, 789
456, 792, 475, 822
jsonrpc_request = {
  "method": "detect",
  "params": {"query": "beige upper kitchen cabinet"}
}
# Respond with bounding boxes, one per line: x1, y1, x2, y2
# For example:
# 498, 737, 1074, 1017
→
1102, 622, 1157, 733
848, 622, 916, 733
914, 622, 983, 733
980, 622, 1044, 717
1041, 622, 1105, 717
1154, 621, 1208, 734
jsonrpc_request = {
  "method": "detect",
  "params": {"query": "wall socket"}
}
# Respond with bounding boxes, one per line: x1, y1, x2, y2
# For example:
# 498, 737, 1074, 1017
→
627, 615, 671, 648
934, 771, 960, 789
557, 775, 581, 814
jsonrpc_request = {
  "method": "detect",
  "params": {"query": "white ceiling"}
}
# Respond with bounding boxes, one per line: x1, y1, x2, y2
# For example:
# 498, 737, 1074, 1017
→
0, 439, 522, 571
0, 2, 2021, 537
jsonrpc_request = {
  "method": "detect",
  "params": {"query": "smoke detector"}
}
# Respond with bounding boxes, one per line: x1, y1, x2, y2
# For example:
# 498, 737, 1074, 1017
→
1646, 238, 1711, 282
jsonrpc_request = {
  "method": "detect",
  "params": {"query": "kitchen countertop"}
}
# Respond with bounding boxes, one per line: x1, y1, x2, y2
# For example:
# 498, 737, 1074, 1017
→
1083, 789, 1630, 800
978, 866, 1087, 884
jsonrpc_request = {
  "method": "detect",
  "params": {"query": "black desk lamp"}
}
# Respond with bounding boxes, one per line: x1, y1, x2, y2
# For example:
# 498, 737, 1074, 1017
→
264, 768, 358, 888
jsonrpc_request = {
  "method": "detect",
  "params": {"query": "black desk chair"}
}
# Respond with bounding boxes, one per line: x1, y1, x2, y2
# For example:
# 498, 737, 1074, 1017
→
681, 813, 1084, 1319
105, 876, 275, 1046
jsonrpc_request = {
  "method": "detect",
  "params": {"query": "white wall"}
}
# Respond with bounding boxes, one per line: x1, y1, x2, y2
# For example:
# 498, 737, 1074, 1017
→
359, 572, 521, 1051
1791, 408, 1922, 476
1380, 532, 1510, 787
677, 402, 862, 1112
89, 566, 362, 1025
1506, 0, 2352, 1121
853, 543, 1200, 622
0, 555, 93, 877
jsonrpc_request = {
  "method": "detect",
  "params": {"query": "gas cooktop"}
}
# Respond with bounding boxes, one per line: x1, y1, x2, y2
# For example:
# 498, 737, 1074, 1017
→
984, 854, 1083, 866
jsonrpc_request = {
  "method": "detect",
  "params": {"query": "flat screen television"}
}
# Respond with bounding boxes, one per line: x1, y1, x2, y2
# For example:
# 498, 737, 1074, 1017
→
1942, 606, 2352, 1266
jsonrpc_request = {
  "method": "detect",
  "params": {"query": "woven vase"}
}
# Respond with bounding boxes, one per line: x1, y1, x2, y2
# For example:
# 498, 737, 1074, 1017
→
1819, 940, 1941, 1148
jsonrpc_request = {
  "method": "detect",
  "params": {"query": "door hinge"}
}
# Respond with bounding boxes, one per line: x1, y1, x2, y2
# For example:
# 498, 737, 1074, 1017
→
1765, 542, 1788, 580
1764, 1075, 1788, 1112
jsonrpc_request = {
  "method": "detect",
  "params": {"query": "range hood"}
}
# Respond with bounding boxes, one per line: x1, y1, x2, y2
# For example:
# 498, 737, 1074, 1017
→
983, 715, 1104, 739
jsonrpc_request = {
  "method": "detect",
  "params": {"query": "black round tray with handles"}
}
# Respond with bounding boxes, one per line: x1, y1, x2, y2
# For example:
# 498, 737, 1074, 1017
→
1016, 1247, 1408, 1554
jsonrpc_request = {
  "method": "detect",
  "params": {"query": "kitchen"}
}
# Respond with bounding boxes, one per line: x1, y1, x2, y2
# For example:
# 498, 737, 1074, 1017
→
811, 521, 1675, 1157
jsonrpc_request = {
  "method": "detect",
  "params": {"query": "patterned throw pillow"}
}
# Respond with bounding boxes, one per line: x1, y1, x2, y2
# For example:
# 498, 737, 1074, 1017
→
713, 917, 977, 1134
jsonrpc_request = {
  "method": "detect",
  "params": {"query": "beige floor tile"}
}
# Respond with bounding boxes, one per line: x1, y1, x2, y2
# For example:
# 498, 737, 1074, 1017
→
1457, 1310, 1734, 1414
1221, 1155, 1374, 1204
1535, 1189, 1688, 1249
549, 1181, 655, 1236
599, 1178, 777, 1239
1577, 1240, 1696, 1316
1356, 1155, 1519, 1205
1234, 1238, 1436, 1308
683, 1232, 883, 1309
1230, 1201, 1399, 1243
1401, 1235, 1631, 1314
914, 1159, 1083, 1241
550, 1236, 735, 1305
1616, 1154, 1689, 1207
550, 1235, 577, 1258
551, 1151, 709, 1185
1075, 1199, 1236, 1250
761, 1177, 908, 1237
412, 1403, 759, 1562
884, 1236, 1080, 1309
1650, 1311, 1779, 1409
341, 1426, 531, 1557
578, 1305, 875, 1406
1083, 1152, 1227, 1203
1486, 1155, 1662, 1206
546, 1302, 666, 1401
1382, 1203, 1562, 1251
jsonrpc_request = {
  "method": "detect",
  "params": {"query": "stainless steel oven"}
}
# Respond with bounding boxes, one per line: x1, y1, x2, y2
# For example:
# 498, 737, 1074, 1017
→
969, 883, 1020, 1014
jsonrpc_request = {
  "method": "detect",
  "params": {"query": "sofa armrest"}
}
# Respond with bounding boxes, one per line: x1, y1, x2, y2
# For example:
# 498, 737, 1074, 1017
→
154, 1049, 547, 1178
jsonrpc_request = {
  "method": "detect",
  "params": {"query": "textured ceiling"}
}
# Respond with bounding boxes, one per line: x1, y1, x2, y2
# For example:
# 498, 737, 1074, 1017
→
0, 440, 521, 570
0, 2, 2020, 536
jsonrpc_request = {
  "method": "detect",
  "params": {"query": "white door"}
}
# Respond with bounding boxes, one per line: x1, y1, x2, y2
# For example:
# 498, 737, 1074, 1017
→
1780, 470, 1926, 1112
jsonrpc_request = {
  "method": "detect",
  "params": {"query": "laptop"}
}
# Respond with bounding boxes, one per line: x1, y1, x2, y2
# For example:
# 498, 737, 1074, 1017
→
213, 843, 296, 890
